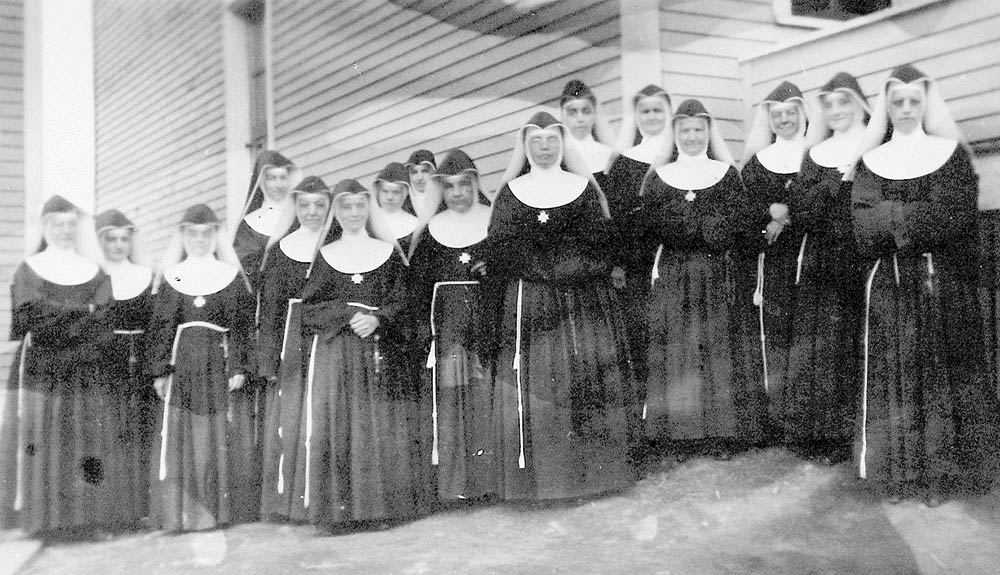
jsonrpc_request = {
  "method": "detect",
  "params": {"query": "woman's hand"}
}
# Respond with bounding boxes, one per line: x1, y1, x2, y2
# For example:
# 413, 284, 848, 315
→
228, 373, 246, 391
153, 376, 169, 400
764, 220, 786, 245
349, 311, 380, 338
765, 202, 791, 244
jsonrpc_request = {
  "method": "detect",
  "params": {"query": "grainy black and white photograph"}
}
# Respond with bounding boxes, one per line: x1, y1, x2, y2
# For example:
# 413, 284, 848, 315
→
1, 0, 1000, 573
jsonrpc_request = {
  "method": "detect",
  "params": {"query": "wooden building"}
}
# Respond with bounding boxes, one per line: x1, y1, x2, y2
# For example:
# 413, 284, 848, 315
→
3, 0, 1000, 374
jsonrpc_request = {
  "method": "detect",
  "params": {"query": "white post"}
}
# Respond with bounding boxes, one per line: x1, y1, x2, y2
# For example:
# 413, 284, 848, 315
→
222, 1, 254, 230
618, 0, 662, 114
23, 0, 96, 253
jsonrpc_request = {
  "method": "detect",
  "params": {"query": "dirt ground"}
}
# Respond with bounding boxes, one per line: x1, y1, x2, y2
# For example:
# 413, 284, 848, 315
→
6, 447, 1000, 575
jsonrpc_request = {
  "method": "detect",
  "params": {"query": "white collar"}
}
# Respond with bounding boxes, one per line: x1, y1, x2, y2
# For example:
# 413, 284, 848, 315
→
622, 133, 666, 165
756, 136, 805, 174
409, 190, 433, 221
163, 256, 239, 296
320, 235, 394, 274
26, 247, 100, 286
863, 126, 957, 180
244, 201, 282, 235
428, 206, 490, 249
655, 152, 730, 190
508, 167, 587, 209
279, 227, 322, 263
809, 125, 866, 171
567, 134, 612, 174
103, 260, 152, 300
384, 210, 418, 240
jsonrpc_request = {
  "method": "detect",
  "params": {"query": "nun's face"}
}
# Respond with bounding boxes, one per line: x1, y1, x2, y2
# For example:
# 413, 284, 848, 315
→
675, 117, 709, 157
442, 175, 475, 214
822, 91, 863, 134
295, 193, 331, 232
100, 228, 133, 263
769, 102, 801, 140
636, 96, 669, 137
408, 163, 433, 194
561, 98, 596, 141
182, 224, 216, 258
336, 195, 370, 233
888, 84, 925, 135
377, 182, 408, 213
43, 213, 79, 250
262, 166, 291, 203
525, 126, 562, 169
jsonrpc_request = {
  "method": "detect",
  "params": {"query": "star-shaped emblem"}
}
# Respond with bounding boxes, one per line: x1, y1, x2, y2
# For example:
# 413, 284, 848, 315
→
459, 252, 472, 264
684, 190, 697, 202
351, 273, 363, 284
193, 295, 206, 308
537, 210, 549, 223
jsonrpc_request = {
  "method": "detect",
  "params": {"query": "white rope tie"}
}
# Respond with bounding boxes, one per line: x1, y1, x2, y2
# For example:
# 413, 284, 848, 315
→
651, 244, 664, 288
859, 258, 881, 479
513, 279, 526, 469
13, 332, 31, 510
303, 334, 318, 509
795, 233, 808, 285
754, 252, 769, 392
276, 299, 300, 495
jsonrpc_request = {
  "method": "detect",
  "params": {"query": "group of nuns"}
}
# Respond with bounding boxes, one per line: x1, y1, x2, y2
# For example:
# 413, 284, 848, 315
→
3, 62, 999, 538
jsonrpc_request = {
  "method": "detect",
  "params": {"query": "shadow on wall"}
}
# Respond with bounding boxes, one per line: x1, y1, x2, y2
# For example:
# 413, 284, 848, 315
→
386, 0, 619, 45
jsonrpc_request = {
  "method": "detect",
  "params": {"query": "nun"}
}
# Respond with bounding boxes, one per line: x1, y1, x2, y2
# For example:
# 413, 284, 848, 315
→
231, 150, 299, 521
638, 100, 767, 459
405, 149, 437, 216
374, 161, 423, 257
851, 64, 1000, 505
477, 111, 634, 501
408, 149, 496, 503
559, 79, 615, 187
146, 204, 254, 531
233, 150, 300, 291
740, 80, 815, 418
0, 196, 112, 534
94, 208, 156, 526
257, 176, 331, 522
300, 179, 425, 528
605, 84, 674, 402
779, 72, 869, 463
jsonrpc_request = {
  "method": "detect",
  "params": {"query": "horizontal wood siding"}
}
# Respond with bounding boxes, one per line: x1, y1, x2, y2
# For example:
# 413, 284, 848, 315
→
739, 0, 1000, 148
0, 0, 23, 375
94, 0, 227, 260
270, 0, 621, 192
660, 0, 813, 155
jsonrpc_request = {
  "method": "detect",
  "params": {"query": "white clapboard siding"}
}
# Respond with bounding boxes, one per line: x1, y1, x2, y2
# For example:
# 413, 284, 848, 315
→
270, 0, 621, 192
739, 0, 1000, 149
660, 0, 813, 156
94, 0, 226, 258
0, 0, 22, 376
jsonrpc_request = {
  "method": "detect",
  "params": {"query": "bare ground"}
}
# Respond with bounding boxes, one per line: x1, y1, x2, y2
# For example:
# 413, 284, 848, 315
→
7, 447, 1000, 575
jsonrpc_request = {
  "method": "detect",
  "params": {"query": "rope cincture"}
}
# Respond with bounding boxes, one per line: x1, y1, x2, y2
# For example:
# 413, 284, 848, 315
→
13, 332, 31, 511
303, 334, 318, 509
641, 243, 666, 420
795, 234, 808, 285
159, 321, 230, 482
754, 252, 769, 392
426, 281, 480, 466
276, 298, 301, 496
513, 279, 526, 469
859, 258, 881, 480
